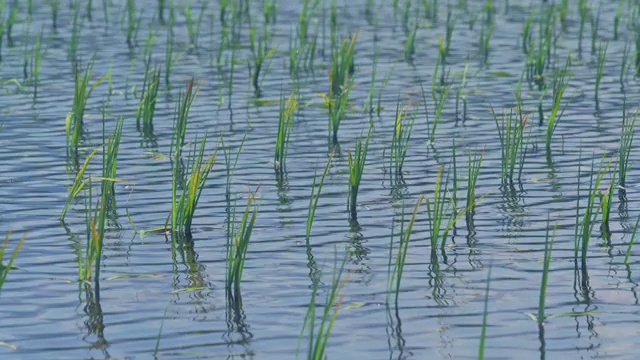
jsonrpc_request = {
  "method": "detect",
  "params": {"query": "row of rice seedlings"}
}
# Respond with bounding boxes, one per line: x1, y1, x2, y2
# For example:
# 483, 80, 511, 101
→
618, 106, 636, 188
226, 189, 259, 298
297, 249, 350, 360
544, 56, 571, 156
306, 153, 334, 242
66, 60, 107, 168
274, 92, 297, 174
574, 156, 610, 278
387, 195, 423, 305
0, 230, 26, 295
594, 42, 607, 112
184, 1, 208, 49
135, 66, 161, 134
249, 26, 274, 97
492, 102, 528, 184
389, 100, 414, 182
347, 126, 372, 220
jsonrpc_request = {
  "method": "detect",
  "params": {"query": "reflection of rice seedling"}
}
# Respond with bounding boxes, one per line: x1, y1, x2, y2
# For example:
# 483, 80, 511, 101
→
274, 92, 297, 174
0, 230, 26, 294
306, 153, 334, 242
624, 216, 640, 265
526, 217, 556, 324
226, 189, 259, 296
297, 250, 349, 360
387, 195, 423, 305
477, 265, 492, 360
347, 126, 372, 220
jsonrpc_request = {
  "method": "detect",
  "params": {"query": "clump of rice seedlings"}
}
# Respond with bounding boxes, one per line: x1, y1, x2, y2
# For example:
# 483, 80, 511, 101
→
575, 156, 611, 277
404, 25, 417, 64
226, 189, 259, 297
465, 147, 484, 216
135, 66, 161, 134
170, 80, 198, 160
184, 1, 207, 49
5, 1, 17, 48
61, 150, 98, 222
577, 0, 588, 55
526, 216, 556, 324
50, 0, 61, 29
101, 114, 124, 209
298, 0, 320, 45
618, 107, 636, 188
249, 26, 274, 97
544, 57, 571, 156
624, 216, 640, 265
126, 0, 138, 48
297, 249, 349, 360
594, 42, 607, 112
426, 166, 475, 251
0, 230, 26, 294
347, 126, 372, 220
69, 0, 82, 61
66, 60, 107, 167
387, 195, 423, 305
492, 103, 528, 184
521, 11, 534, 54
263, 0, 277, 24
274, 92, 297, 174
479, 21, 493, 65
306, 153, 334, 242
389, 100, 414, 182
614, 2, 623, 41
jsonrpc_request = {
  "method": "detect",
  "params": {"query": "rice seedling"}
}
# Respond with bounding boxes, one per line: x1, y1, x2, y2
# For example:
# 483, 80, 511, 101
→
525, 216, 556, 324
426, 166, 476, 250
401, 0, 411, 36
423, 0, 438, 21
226, 189, 259, 296
50, 0, 61, 29
544, 56, 571, 156
184, 1, 207, 49
61, 150, 98, 222
479, 21, 493, 65
135, 66, 161, 134
31, 30, 42, 99
404, 25, 417, 64
329, 33, 358, 99
492, 105, 528, 184
577, 0, 588, 55
297, 249, 350, 360
69, 0, 82, 61
387, 195, 423, 305
389, 100, 414, 181
298, 0, 320, 46
454, 64, 471, 120
574, 155, 610, 276
0, 230, 26, 294
66, 60, 108, 167
426, 85, 449, 145
326, 81, 352, 145
594, 42, 607, 112
274, 92, 297, 174
5, 1, 17, 48
249, 26, 274, 97
347, 126, 372, 220
306, 152, 334, 242
521, 11, 534, 54
624, 216, 640, 265
264, 0, 277, 24
590, 9, 600, 56
614, 2, 623, 41
477, 264, 492, 360
618, 107, 636, 188
86, 0, 93, 22
165, 29, 175, 85
599, 175, 615, 242
219, 0, 229, 24
126, 0, 138, 48
158, 0, 166, 24
466, 147, 484, 215
142, 25, 157, 72
101, 114, 124, 209
620, 42, 630, 90
170, 80, 198, 161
